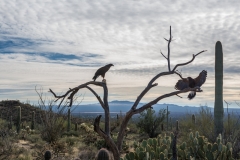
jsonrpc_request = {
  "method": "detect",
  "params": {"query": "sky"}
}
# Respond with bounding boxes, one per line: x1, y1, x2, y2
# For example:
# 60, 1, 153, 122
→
0, 0, 240, 108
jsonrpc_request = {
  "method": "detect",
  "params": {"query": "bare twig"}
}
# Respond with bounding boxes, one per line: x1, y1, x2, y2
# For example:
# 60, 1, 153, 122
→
167, 26, 172, 71
174, 71, 184, 80
85, 86, 105, 109
94, 115, 119, 160
160, 50, 167, 60
176, 94, 183, 98
172, 50, 207, 71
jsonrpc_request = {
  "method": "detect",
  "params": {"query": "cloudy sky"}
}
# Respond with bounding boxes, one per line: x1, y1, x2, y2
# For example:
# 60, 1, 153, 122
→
0, 0, 240, 108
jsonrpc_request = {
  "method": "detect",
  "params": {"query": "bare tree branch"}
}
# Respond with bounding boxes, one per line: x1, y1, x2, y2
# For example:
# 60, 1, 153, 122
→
94, 115, 119, 160
167, 26, 172, 71
102, 82, 110, 136
164, 38, 169, 42
133, 87, 201, 114
172, 50, 207, 71
85, 86, 105, 110
49, 81, 111, 136
160, 50, 167, 60
49, 81, 103, 106
176, 94, 183, 98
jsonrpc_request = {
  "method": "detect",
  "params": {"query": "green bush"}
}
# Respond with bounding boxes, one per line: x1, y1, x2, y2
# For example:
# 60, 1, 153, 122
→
137, 108, 168, 138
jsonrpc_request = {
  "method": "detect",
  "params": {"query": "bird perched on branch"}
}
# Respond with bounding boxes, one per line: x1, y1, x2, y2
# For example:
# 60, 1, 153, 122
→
175, 70, 207, 100
92, 64, 114, 81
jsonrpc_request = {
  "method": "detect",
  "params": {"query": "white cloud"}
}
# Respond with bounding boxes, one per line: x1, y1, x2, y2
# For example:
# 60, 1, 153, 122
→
0, 0, 240, 107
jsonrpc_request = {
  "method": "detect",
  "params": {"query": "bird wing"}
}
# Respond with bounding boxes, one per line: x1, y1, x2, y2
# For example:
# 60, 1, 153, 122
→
93, 67, 103, 80
194, 70, 207, 87
92, 66, 109, 80
175, 78, 189, 90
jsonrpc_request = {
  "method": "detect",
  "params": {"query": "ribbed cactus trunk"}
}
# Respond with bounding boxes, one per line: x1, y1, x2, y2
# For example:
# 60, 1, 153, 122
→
75, 123, 78, 131
214, 41, 224, 137
170, 117, 172, 130
8, 116, 13, 130
166, 106, 169, 131
67, 108, 71, 132
31, 111, 35, 130
176, 120, 179, 131
16, 106, 21, 133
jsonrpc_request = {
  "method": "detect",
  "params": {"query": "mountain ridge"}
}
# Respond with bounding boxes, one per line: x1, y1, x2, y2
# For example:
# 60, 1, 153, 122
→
71, 100, 240, 115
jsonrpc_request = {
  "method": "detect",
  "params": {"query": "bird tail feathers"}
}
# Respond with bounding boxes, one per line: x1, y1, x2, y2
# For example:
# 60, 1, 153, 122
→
188, 91, 196, 100
92, 75, 97, 81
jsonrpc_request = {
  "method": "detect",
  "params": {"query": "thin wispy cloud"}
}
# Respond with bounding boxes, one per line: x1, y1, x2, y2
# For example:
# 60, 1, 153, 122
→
0, 0, 240, 107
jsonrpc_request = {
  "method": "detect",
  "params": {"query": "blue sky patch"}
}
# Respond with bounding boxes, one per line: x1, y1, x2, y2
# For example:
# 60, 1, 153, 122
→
0, 37, 37, 51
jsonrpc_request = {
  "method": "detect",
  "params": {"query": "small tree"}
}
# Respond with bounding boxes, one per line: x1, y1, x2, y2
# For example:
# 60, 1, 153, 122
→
49, 26, 206, 160
137, 108, 167, 138
36, 87, 70, 143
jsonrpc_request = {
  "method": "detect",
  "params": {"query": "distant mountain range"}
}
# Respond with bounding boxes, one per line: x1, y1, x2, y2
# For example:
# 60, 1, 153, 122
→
71, 100, 240, 116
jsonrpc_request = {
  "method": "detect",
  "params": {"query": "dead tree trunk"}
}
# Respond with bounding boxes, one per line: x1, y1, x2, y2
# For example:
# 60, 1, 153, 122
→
49, 26, 206, 160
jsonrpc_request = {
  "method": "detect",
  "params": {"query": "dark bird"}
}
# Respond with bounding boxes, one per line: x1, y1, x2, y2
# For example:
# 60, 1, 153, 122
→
175, 70, 207, 100
92, 64, 114, 81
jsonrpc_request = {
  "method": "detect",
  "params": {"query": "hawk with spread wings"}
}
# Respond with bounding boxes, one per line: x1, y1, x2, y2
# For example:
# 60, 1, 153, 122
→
175, 70, 207, 100
92, 64, 114, 81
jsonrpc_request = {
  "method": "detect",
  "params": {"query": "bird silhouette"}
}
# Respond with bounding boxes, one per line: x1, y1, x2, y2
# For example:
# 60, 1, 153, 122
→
175, 70, 207, 100
92, 64, 114, 81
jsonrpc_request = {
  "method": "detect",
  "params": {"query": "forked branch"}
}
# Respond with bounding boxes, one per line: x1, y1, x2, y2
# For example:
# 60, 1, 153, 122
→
49, 81, 110, 136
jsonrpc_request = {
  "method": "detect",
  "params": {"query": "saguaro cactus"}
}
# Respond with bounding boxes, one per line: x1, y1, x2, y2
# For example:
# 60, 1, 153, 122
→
192, 114, 196, 125
31, 111, 35, 130
67, 108, 71, 132
214, 41, 224, 136
170, 117, 172, 130
75, 123, 78, 131
167, 106, 169, 131
176, 120, 179, 131
16, 106, 21, 133
8, 116, 13, 130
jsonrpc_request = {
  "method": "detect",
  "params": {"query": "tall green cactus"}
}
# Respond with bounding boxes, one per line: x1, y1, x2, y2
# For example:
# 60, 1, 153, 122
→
67, 108, 71, 132
176, 120, 179, 131
16, 106, 21, 133
31, 111, 35, 130
166, 106, 169, 131
214, 41, 224, 136
192, 114, 196, 127
169, 117, 172, 130
75, 123, 78, 131
8, 116, 13, 130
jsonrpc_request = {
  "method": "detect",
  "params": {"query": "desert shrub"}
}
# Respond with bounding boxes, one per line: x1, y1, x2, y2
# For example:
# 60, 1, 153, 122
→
223, 112, 240, 159
137, 108, 168, 138
127, 120, 139, 134
61, 130, 80, 137
78, 149, 96, 160
77, 142, 98, 160
180, 106, 215, 142
80, 123, 98, 144
0, 118, 8, 129
64, 136, 79, 146
94, 134, 129, 152
25, 134, 42, 144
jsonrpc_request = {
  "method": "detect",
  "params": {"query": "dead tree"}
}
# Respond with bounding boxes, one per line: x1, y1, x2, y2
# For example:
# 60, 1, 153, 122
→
49, 26, 206, 160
